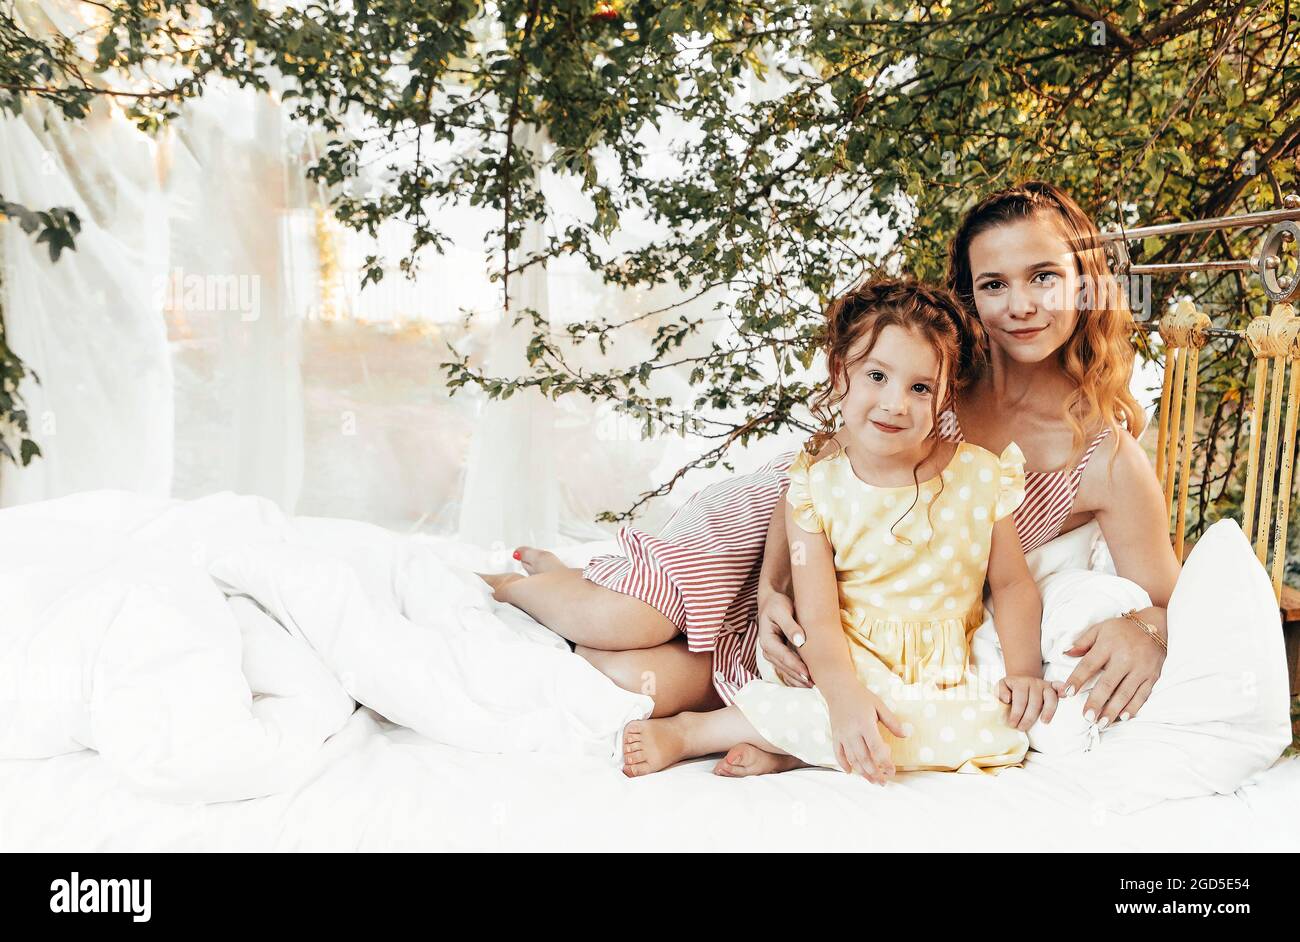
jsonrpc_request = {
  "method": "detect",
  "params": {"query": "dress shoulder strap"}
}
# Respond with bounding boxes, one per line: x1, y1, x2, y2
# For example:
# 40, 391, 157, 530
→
937, 410, 964, 443
1073, 426, 1113, 474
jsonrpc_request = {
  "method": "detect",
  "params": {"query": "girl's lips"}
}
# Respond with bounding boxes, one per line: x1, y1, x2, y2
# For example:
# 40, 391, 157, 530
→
1006, 325, 1047, 339
871, 420, 905, 433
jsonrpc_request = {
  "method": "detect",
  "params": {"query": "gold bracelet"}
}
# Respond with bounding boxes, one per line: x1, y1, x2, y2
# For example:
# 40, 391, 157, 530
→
1121, 609, 1167, 653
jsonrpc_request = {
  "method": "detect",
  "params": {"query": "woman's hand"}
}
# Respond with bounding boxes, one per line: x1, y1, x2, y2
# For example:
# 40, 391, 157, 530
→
825, 684, 907, 785
997, 675, 1058, 731
757, 590, 812, 688
1056, 615, 1166, 728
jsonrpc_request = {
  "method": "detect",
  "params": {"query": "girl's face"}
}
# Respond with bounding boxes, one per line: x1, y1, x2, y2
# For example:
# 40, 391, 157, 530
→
835, 324, 945, 459
967, 212, 1081, 365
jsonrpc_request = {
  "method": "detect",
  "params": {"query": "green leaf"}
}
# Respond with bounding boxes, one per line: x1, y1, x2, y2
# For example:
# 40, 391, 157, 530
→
35, 227, 75, 262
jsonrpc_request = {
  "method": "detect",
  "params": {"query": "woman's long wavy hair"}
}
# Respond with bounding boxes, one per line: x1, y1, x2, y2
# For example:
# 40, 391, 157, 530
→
805, 277, 988, 538
946, 180, 1143, 465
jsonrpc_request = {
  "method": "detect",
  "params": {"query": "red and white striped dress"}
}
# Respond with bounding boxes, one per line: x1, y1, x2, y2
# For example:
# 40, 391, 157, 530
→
582, 450, 799, 702
582, 412, 1113, 704
936, 411, 1113, 555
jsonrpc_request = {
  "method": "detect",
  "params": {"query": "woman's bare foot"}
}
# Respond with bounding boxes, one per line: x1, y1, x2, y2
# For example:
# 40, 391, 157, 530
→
513, 546, 566, 575
621, 717, 690, 777
475, 544, 564, 592
713, 743, 805, 778
475, 571, 520, 591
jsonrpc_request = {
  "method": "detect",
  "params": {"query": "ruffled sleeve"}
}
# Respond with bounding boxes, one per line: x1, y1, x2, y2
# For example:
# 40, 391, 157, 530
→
785, 448, 826, 534
994, 441, 1027, 522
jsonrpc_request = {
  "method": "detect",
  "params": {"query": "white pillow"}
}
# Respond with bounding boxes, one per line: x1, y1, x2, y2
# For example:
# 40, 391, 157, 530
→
1048, 519, 1292, 813
1024, 520, 1103, 581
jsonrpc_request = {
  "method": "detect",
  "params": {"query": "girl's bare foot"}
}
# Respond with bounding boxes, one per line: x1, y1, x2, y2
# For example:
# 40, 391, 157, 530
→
513, 546, 566, 575
621, 717, 690, 777
713, 743, 805, 777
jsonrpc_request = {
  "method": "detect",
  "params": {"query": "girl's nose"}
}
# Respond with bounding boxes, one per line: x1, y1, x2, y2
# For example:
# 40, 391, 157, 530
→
881, 392, 907, 413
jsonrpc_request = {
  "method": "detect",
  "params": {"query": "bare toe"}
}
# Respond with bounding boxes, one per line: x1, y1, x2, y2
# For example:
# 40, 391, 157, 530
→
618, 718, 686, 777
713, 744, 755, 776
514, 546, 565, 575
712, 743, 799, 778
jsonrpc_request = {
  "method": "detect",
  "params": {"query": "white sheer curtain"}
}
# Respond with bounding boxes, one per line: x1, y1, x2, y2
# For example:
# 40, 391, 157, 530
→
162, 81, 306, 511
0, 70, 173, 506
456, 124, 559, 551
0, 4, 306, 514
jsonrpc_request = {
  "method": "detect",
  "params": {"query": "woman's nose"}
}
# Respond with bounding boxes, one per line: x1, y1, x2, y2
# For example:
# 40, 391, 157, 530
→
1007, 281, 1036, 318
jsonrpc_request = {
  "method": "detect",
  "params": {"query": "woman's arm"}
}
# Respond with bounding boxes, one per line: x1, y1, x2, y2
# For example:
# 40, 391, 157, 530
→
756, 494, 813, 686
757, 492, 793, 608
1064, 432, 1181, 726
1093, 433, 1182, 608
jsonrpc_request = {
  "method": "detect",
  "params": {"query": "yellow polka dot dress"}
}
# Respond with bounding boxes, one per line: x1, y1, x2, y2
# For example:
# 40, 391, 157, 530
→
733, 439, 1031, 774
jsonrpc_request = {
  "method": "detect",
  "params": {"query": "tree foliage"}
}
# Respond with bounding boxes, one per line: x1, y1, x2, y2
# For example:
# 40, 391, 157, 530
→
0, 198, 79, 467
1, 1, 1297, 541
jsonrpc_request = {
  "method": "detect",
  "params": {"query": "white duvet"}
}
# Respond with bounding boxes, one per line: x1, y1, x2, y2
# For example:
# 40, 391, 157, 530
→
0, 490, 1291, 814
0, 491, 651, 802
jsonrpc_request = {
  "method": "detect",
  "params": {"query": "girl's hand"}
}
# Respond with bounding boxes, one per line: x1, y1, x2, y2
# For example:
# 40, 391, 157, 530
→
997, 674, 1058, 731
825, 684, 907, 785
757, 590, 812, 688
1056, 615, 1166, 728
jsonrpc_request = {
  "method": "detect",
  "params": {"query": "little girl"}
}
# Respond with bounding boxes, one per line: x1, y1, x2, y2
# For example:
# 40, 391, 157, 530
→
620, 278, 1056, 782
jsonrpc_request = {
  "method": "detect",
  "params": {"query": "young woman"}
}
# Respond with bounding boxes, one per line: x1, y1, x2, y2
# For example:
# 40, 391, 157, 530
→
481, 181, 1181, 755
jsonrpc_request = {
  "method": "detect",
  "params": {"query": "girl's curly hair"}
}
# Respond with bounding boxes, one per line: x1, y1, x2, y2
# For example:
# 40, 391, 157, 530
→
806, 276, 987, 456
805, 276, 988, 539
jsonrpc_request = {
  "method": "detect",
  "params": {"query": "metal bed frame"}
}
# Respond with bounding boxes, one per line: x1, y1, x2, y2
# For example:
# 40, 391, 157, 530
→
1099, 195, 1300, 599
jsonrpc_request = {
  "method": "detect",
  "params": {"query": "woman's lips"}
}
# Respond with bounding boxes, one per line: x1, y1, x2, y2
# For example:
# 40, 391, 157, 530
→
871, 420, 905, 433
1006, 325, 1047, 339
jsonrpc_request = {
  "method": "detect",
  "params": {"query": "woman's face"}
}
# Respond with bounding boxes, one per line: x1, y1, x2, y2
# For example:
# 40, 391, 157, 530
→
967, 212, 1081, 364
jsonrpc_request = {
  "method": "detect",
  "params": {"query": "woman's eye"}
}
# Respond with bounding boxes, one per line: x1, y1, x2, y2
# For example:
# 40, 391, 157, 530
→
1033, 271, 1060, 284
979, 280, 1003, 292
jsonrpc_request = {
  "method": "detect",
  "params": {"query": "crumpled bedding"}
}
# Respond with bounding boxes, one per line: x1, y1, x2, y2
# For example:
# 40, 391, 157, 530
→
0, 490, 1290, 817
0, 490, 651, 802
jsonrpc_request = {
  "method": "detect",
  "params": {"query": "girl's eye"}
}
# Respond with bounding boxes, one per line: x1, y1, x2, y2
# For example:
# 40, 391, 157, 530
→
912, 384, 931, 395
1033, 271, 1060, 284
866, 370, 886, 383
978, 280, 1003, 292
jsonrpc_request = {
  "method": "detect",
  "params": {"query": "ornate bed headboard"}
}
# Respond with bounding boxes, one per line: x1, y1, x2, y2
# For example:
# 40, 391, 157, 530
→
1104, 197, 1300, 601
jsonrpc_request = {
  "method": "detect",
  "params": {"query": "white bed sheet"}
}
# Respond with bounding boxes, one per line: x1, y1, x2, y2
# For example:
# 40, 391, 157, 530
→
1, 494, 1295, 851
2, 707, 1297, 852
